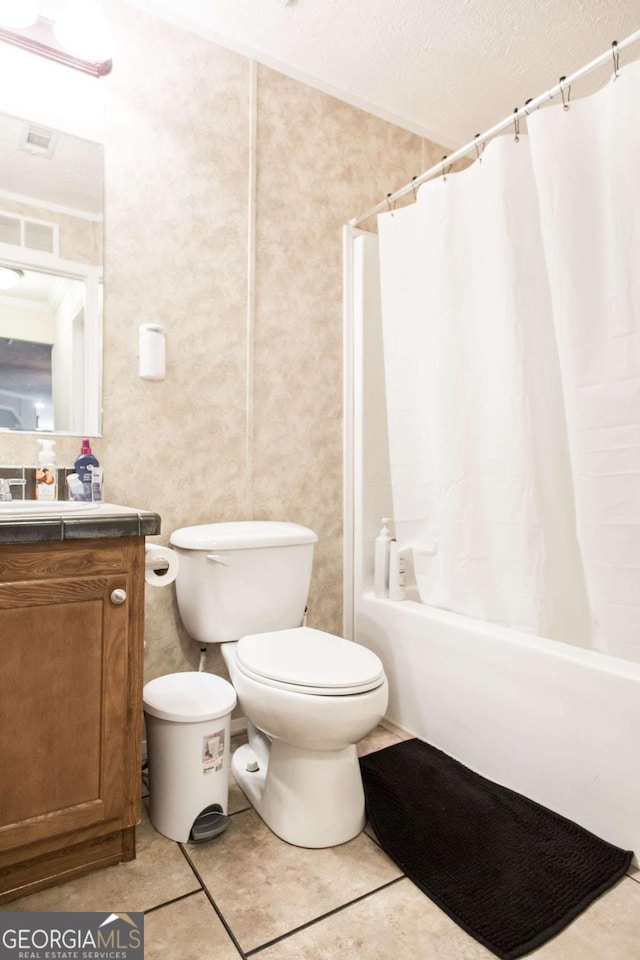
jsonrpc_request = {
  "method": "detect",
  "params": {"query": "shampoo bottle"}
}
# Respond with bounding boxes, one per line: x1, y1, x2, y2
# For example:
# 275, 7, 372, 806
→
374, 518, 392, 598
74, 439, 99, 501
36, 439, 57, 501
388, 539, 406, 601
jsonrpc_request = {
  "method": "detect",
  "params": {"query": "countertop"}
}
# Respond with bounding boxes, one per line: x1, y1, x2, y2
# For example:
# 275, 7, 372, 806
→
0, 503, 161, 544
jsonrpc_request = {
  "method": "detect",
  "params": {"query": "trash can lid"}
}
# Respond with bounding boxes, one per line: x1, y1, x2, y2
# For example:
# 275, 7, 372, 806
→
143, 671, 237, 722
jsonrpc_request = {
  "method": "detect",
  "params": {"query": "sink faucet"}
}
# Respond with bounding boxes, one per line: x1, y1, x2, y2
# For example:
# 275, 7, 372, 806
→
0, 478, 26, 502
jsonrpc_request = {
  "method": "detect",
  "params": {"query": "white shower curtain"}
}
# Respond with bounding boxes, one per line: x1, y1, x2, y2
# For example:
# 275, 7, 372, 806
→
377, 59, 640, 660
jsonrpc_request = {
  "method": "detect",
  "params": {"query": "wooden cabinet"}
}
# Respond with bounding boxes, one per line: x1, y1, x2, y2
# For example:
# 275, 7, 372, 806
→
0, 536, 145, 903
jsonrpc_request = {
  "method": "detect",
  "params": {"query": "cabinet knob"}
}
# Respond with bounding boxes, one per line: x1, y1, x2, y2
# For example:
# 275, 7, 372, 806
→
111, 588, 127, 605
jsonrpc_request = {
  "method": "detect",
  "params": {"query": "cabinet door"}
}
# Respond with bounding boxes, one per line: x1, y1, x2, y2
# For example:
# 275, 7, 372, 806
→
0, 574, 131, 853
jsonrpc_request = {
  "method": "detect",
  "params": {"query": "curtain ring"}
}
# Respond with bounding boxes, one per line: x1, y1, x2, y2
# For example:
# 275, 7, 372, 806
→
559, 76, 571, 110
513, 108, 520, 143
411, 176, 418, 200
386, 193, 396, 215
612, 40, 619, 79
474, 134, 485, 163
523, 98, 533, 116
441, 156, 452, 182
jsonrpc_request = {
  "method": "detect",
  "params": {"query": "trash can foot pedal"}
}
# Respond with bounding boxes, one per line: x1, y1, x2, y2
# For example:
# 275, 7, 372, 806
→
189, 804, 231, 842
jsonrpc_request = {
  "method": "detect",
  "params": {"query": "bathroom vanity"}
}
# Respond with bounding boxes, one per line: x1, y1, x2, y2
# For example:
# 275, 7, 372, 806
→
0, 505, 160, 904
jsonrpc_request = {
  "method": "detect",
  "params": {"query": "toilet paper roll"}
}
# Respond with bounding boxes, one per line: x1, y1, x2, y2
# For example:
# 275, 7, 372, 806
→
145, 544, 179, 587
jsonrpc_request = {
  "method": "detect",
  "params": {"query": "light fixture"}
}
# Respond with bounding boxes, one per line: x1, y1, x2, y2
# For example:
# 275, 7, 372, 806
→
0, 0, 39, 29
0, 0, 112, 75
0, 267, 24, 291
53, 0, 113, 64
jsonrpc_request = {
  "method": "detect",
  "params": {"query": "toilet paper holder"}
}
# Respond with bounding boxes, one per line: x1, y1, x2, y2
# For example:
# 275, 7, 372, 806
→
144, 544, 179, 587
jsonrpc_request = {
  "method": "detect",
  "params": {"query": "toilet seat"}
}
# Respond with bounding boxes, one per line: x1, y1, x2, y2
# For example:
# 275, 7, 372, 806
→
235, 627, 385, 696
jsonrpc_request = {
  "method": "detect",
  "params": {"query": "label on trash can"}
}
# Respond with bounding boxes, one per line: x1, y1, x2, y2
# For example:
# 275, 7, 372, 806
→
202, 729, 225, 774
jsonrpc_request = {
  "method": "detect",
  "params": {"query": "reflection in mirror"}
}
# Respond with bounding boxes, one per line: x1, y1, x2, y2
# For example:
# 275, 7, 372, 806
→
0, 267, 87, 431
0, 109, 103, 435
0, 337, 51, 430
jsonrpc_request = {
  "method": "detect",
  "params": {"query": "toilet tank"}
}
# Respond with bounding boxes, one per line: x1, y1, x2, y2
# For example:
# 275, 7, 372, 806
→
169, 521, 318, 644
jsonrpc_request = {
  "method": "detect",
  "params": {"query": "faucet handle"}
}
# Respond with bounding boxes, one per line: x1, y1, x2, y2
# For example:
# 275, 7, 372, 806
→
0, 478, 26, 501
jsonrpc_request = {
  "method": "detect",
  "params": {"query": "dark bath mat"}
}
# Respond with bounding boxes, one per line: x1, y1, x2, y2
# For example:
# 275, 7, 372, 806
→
360, 739, 633, 960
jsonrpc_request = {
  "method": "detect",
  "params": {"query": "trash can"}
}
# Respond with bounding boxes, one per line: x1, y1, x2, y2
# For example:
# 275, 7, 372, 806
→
143, 671, 237, 843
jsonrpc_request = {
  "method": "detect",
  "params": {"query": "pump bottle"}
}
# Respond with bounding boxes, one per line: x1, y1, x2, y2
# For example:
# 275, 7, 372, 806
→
74, 439, 99, 501
36, 439, 57, 500
374, 518, 392, 598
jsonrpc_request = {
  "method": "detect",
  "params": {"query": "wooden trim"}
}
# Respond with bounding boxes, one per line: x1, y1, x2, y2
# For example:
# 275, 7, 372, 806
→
121, 826, 136, 863
0, 829, 131, 905
123, 540, 145, 827
0, 539, 132, 582
0, 817, 135, 870
0, 801, 107, 854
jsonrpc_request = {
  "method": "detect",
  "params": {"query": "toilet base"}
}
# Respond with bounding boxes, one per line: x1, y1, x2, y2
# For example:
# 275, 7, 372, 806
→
232, 740, 366, 848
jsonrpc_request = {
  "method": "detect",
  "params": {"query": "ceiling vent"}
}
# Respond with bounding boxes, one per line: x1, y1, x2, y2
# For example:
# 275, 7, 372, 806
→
18, 123, 58, 159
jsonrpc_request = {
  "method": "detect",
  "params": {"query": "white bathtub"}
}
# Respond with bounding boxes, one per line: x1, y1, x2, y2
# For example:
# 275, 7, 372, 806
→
355, 589, 640, 864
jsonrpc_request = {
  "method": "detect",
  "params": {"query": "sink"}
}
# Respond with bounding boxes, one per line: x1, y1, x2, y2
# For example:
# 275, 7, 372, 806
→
0, 500, 97, 515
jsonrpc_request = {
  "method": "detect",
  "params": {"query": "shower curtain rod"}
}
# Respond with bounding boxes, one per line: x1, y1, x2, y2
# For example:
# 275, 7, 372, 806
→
349, 27, 640, 228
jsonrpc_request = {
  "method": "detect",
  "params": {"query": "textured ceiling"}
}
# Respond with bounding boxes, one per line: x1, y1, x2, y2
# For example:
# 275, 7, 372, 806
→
128, 0, 639, 147
0, 112, 103, 215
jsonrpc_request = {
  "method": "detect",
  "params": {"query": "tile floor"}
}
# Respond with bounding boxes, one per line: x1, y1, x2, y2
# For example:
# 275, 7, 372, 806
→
3, 723, 639, 959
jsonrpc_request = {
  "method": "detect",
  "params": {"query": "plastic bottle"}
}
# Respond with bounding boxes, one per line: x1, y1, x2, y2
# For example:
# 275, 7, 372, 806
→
36, 439, 57, 501
66, 474, 85, 501
374, 518, 392, 598
388, 540, 406, 601
74, 438, 99, 502
90, 466, 104, 503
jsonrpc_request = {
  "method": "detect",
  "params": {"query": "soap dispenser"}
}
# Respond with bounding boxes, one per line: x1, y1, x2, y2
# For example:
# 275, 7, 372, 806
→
36, 439, 57, 501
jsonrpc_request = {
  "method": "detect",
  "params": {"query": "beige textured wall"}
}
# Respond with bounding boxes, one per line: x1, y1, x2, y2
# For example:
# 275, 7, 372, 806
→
1, 1, 446, 688
252, 66, 444, 634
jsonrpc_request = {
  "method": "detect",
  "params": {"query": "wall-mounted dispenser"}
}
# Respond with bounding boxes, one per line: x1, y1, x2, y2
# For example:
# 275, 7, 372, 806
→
139, 323, 166, 381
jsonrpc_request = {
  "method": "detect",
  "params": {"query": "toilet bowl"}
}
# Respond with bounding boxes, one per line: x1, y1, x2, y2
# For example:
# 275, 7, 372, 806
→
221, 627, 388, 847
169, 520, 389, 848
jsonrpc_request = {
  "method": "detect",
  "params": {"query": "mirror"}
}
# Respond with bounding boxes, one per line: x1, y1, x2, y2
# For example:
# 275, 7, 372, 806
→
0, 109, 103, 434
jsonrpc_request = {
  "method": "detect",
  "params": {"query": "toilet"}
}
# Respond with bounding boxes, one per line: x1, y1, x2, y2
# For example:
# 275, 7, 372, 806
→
169, 520, 388, 848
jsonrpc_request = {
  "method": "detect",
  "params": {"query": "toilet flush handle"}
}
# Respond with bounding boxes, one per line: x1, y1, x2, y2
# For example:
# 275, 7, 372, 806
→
206, 553, 230, 566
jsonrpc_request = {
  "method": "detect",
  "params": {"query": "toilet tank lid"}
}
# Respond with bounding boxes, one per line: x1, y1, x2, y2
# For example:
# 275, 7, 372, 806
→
170, 521, 318, 551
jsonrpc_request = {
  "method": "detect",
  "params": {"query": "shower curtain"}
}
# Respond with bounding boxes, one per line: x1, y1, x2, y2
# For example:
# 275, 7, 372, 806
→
377, 59, 640, 661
